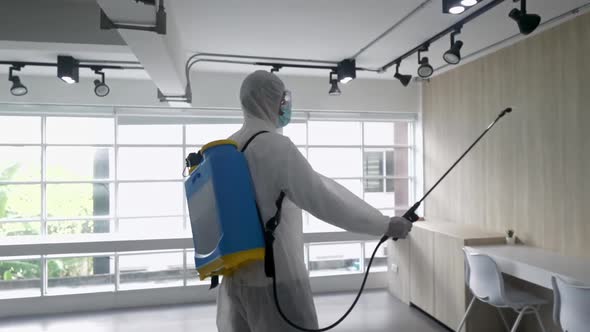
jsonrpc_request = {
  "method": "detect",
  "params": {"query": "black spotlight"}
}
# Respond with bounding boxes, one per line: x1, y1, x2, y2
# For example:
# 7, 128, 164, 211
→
92, 69, 110, 97
57, 55, 79, 84
8, 66, 28, 97
417, 46, 434, 79
394, 63, 412, 87
328, 71, 341, 96
337, 59, 356, 84
509, 0, 541, 35
443, 29, 464, 65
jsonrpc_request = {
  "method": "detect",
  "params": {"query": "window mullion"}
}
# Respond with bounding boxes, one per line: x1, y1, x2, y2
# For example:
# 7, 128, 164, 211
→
182, 124, 188, 233
41, 116, 47, 236
361, 122, 366, 201
114, 114, 119, 233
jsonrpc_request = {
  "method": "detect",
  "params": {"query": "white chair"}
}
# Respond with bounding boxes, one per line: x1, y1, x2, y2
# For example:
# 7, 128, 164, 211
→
552, 275, 590, 332
457, 248, 547, 332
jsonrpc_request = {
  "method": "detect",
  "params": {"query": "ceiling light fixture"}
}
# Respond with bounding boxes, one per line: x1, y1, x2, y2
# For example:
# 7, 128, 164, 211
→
337, 59, 356, 84
8, 65, 28, 96
509, 0, 541, 35
328, 71, 341, 96
443, 28, 464, 65
92, 68, 110, 97
57, 56, 79, 84
443, 0, 483, 14
449, 6, 465, 14
394, 62, 412, 87
417, 46, 434, 79
461, 0, 478, 6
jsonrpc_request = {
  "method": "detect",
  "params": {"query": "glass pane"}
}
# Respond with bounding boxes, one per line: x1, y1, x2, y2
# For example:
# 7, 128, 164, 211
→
282, 123, 306, 145
308, 243, 361, 277
0, 116, 40, 144
364, 122, 394, 146
0, 184, 41, 220
0, 147, 41, 182
365, 241, 388, 272
364, 151, 384, 181
0, 222, 41, 237
364, 191, 395, 209
393, 179, 410, 208
119, 251, 184, 290
308, 148, 362, 178
118, 217, 184, 237
394, 122, 410, 145
308, 121, 361, 146
185, 250, 211, 286
386, 179, 395, 193
118, 124, 182, 145
304, 213, 344, 233
0, 257, 40, 299
363, 179, 383, 193
47, 256, 115, 295
118, 147, 183, 180
47, 184, 112, 218
47, 219, 113, 235
118, 182, 183, 217
46, 117, 114, 144
186, 124, 242, 145
386, 151, 394, 176
393, 148, 409, 177
46, 147, 113, 181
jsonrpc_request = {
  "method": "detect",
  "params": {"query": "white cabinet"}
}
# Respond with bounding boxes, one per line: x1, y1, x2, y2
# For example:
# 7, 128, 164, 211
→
388, 221, 505, 331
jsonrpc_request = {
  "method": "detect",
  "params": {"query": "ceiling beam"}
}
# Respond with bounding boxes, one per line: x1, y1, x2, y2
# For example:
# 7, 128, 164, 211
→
96, 0, 187, 96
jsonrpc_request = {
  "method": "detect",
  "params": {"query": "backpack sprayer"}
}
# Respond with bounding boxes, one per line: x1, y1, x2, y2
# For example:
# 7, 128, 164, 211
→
184, 107, 512, 331
272, 107, 513, 332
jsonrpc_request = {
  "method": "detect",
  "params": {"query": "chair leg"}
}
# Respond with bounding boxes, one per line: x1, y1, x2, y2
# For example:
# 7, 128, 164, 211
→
532, 307, 547, 332
456, 297, 477, 332
510, 307, 528, 332
496, 308, 510, 332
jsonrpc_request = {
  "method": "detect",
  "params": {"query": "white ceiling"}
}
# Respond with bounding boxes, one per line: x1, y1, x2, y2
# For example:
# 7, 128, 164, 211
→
1, 0, 589, 82
169, 0, 590, 75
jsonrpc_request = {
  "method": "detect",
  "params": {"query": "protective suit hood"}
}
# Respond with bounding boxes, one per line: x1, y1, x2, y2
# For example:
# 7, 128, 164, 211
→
240, 70, 285, 130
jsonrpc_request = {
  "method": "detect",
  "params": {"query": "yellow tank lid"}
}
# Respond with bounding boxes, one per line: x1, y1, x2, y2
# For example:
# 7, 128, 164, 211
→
201, 139, 238, 153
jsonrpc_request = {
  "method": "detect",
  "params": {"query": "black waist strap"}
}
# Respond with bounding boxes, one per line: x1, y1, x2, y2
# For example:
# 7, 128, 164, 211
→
263, 191, 286, 278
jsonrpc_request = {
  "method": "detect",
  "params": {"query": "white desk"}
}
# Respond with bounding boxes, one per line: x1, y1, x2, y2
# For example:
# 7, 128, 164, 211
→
465, 245, 590, 289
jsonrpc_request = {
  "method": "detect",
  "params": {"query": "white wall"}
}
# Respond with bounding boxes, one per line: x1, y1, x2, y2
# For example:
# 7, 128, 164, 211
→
0, 71, 419, 113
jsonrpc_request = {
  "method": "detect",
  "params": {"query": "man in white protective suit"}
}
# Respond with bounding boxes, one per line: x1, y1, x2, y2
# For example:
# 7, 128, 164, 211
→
217, 70, 413, 332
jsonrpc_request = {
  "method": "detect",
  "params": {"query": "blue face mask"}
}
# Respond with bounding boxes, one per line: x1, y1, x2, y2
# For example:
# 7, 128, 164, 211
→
278, 90, 292, 128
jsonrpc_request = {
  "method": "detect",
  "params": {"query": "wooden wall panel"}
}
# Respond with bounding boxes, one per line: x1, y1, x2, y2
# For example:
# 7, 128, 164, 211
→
423, 12, 590, 332
423, 12, 590, 259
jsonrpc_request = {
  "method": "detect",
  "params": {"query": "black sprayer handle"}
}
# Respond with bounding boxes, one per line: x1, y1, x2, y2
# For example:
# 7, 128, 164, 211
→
391, 202, 421, 241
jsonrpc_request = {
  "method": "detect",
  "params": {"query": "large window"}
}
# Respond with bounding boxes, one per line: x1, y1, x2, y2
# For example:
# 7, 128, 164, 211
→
0, 109, 416, 300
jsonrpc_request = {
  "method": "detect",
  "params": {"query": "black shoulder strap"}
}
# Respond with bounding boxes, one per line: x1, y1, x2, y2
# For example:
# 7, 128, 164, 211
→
241, 131, 269, 152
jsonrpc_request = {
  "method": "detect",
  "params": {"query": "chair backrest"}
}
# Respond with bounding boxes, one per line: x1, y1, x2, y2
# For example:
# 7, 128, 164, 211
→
552, 275, 590, 332
463, 248, 507, 306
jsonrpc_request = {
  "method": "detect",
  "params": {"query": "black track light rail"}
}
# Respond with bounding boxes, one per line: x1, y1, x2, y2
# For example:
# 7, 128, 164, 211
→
379, 0, 507, 72
253, 62, 374, 73
0, 61, 144, 71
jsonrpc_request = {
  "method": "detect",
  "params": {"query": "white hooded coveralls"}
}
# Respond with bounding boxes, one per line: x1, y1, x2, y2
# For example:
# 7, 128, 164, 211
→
217, 71, 390, 332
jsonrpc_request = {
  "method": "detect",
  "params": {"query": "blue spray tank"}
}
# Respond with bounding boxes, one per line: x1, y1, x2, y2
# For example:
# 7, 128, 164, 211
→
184, 139, 265, 280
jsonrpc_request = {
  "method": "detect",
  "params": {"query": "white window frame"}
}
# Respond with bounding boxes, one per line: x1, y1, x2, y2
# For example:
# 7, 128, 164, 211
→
0, 104, 419, 318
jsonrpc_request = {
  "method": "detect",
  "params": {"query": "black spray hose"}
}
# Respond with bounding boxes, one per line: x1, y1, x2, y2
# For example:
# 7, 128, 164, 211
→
272, 234, 389, 332
272, 107, 513, 331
